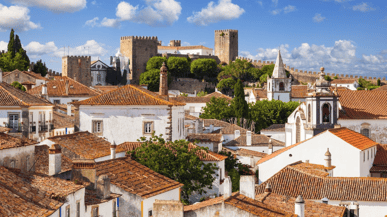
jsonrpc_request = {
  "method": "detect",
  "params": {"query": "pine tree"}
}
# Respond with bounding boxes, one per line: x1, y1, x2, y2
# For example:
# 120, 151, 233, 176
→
33, 60, 48, 77
231, 79, 248, 121
8, 29, 15, 58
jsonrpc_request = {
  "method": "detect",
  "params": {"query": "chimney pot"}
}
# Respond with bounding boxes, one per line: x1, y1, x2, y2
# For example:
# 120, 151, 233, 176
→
240, 175, 256, 200
321, 197, 329, 204
159, 62, 168, 98
295, 195, 305, 217
65, 79, 69, 95
246, 131, 252, 146
48, 144, 61, 176
110, 143, 117, 159
325, 148, 332, 167
265, 183, 272, 193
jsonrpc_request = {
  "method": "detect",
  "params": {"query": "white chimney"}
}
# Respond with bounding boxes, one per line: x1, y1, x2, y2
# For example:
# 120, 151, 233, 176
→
209, 124, 214, 133
268, 139, 273, 155
0, 68, 2, 83
295, 195, 305, 217
235, 130, 240, 139
42, 83, 48, 95
110, 142, 117, 159
240, 175, 255, 200
325, 148, 331, 168
67, 104, 72, 116
250, 156, 255, 167
223, 176, 232, 199
246, 131, 252, 146
48, 144, 61, 176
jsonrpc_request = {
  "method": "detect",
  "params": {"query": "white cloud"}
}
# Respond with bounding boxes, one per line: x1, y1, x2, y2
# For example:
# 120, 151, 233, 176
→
257, 1, 263, 6
10, 0, 87, 13
101, 18, 120, 28
283, 5, 296, 13
0, 4, 41, 31
271, 5, 296, 15
240, 40, 387, 76
272, 0, 278, 7
353, 3, 375, 12
313, 13, 326, 22
135, 0, 182, 26
116, 1, 138, 21
85, 17, 99, 27
187, 0, 245, 26
0, 41, 7, 51
25, 41, 58, 58
91, 0, 97, 5
54, 40, 108, 58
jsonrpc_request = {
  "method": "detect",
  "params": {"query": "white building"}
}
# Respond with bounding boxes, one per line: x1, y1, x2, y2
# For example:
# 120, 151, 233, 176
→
257, 127, 377, 183
0, 80, 54, 141
27, 76, 100, 105
74, 66, 186, 144
90, 60, 109, 86
158, 43, 213, 56
331, 78, 359, 90
260, 124, 286, 143
267, 50, 292, 102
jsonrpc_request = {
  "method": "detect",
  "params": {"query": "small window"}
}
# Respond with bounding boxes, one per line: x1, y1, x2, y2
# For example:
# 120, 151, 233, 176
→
143, 122, 154, 135
149, 209, 153, 216
92, 206, 99, 217
363, 152, 365, 162
279, 82, 284, 91
54, 100, 61, 104
93, 120, 103, 135
77, 201, 80, 217
361, 128, 370, 138
112, 200, 117, 217
66, 205, 70, 217
10, 160, 15, 168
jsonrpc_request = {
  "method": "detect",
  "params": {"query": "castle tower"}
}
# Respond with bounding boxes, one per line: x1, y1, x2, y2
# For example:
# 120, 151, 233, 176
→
120, 36, 158, 84
62, 56, 91, 86
214, 29, 238, 64
267, 50, 292, 102
169, 40, 181, 47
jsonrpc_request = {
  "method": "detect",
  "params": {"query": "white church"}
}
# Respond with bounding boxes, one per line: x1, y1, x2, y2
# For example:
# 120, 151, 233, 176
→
266, 50, 292, 102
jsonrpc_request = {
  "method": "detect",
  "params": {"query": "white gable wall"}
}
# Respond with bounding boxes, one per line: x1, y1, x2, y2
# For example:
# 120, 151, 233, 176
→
338, 119, 387, 145
259, 131, 370, 183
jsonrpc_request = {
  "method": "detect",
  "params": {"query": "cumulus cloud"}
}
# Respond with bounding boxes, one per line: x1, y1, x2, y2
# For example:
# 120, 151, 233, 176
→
53, 40, 108, 58
116, 1, 138, 21
85, 17, 99, 27
25, 41, 58, 58
0, 4, 41, 31
240, 40, 387, 76
353, 3, 375, 12
101, 18, 120, 28
313, 13, 326, 23
0, 41, 7, 51
271, 5, 296, 15
10, 0, 87, 13
187, 0, 245, 26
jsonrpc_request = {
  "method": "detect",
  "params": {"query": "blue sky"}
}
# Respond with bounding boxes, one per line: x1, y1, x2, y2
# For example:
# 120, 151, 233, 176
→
0, 0, 386, 78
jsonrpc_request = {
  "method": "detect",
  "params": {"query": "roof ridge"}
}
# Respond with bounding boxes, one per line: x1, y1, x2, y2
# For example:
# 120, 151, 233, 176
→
0, 83, 29, 106
64, 76, 100, 95
130, 85, 174, 105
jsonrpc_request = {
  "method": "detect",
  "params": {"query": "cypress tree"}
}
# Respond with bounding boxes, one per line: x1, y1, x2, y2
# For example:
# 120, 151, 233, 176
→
231, 79, 248, 120
8, 29, 15, 58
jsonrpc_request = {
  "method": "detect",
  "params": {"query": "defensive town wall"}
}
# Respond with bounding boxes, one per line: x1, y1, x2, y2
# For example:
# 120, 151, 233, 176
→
235, 56, 386, 85
157, 53, 220, 64
169, 78, 216, 94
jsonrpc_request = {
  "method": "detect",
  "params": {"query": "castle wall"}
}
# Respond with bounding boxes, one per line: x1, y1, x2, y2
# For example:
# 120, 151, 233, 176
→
169, 78, 216, 94
158, 53, 220, 64
214, 30, 238, 64
120, 36, 158, 84
62, 56, 91, 86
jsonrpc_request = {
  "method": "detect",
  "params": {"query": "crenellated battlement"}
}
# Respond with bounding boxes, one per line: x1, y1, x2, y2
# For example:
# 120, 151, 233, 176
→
215, 29, 238, 33
120, 36, 158, 41
62, 55, 91, 59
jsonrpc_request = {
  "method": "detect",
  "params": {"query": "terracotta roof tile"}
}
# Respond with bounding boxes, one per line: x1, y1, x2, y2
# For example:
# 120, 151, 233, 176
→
291, 85, 308, 98
48, 132, 125, 160
0, 82, 53, 106
53, 111, 74, 129
225, 134, 285, 147
172, 96, 212, 103
331, 79, 358, 84
338, 90, 387, 119
85, 189, 121, 206
185, 114, 200, 120
73, 84, 185, 106
34, 145, 73, 175
373, 85, 387, 91
28, 76, 100, 97
184, 193, 228, 212
370, 144, 387, 172
256, 191, 346, 217
96, 157, 183, 198
256, 163, 387, 202
21, 80, 36, 85
328, 127, 378, 151
261, 124, 285, 132
158, 45, 213, 50
0, 127, 10, 133
186, 133, 222, 143
205, 92, 232, 100
253, 88, 267, 99
237, 148, 268, 158
3, 69, 49, 81
91, 85, 119, 94
203, 119, 231, 128
0, 133, 37, 150
219, 124, 248, 135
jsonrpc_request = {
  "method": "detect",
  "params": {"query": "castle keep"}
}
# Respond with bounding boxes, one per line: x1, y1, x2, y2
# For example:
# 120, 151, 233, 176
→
214, 29, 238, 64
62, 56, 91, 86
120, 36, 158, 84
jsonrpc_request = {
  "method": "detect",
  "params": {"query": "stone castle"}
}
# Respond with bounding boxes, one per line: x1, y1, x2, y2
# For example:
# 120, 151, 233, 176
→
214, 29, 238, 64
62, 56, 91, 86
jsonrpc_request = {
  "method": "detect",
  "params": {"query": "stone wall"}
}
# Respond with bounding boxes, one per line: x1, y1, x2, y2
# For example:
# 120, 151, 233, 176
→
159, 53, 220, 64
215, 30, 238, 64
120, 36, 158, 84
62, 56, 91, 86
169, 78, 216, 94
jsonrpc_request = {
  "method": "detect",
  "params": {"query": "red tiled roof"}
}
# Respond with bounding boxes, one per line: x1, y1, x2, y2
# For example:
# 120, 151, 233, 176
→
34, 145, 73, 175
338, 90, 387, 119
0, 133, 37, 150
184, 193, 229, 212
0, 127, 10, 133
331, 79, 358, 84
85, 190, 121, 206
21, 80, 36, 85
261, 124, 285, 132
370, 144, 387, 172
73, 84, 185, 106
253, 88, 267, 99
225, 134, 285, 147
185, 113, 200, 120
158, 45, 213, 50
186, 133, 222, 143
373, 85, 387, 91
28, 76, 100, 97
96, 157, 183, 198
172, 96, 211, 103
53, 111, 74, 129
237, 148, 268, 158
291, 85, 308, 98
203, 119, 231, 128
256, 163, 387, 202
91, 85, 119, 94
0, 82, 53, 106
328, 127, 377, 151
205, 92, 232, 100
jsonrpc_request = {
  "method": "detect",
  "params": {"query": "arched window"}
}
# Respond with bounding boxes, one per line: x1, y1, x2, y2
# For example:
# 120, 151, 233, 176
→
279, 82, 284, 91
296, 117, 301, 143
361, 128, 370, 138
308, 104, 311, 123
322, 103, 331, 123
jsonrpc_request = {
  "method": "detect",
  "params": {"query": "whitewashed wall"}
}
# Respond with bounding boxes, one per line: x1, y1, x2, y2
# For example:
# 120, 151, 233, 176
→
50, 97, 90, 105
143, 188, 180, 217
339, 119, 387, 145
85, 197, 118, 217
0, 145, 36, 171
59, 188, 85, 217
171, 106, 185, 141
260, 131, 286, 143
319, 200, 387, 217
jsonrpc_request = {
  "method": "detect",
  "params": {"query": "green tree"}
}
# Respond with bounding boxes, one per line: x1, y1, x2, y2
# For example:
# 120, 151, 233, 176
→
167, 56, 190, 77
11, 81, 26, 91
7, 29, 15, 58
231, 79, 248, 121
146, 56, 167, 71
324, 75, 332, 81
129, 134, 218, 201
218, 59, 262, 82
32, 60, 48, 77
197, 91, 207, 97
0, 29, 30, 72
377, 78, 381, 86
333, 76, 338, 79
139, 69, 171, 92
191, 59, 217, 79
200, 97, 232, 120
357, 78, 380, 90
216, 77, 236, 92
